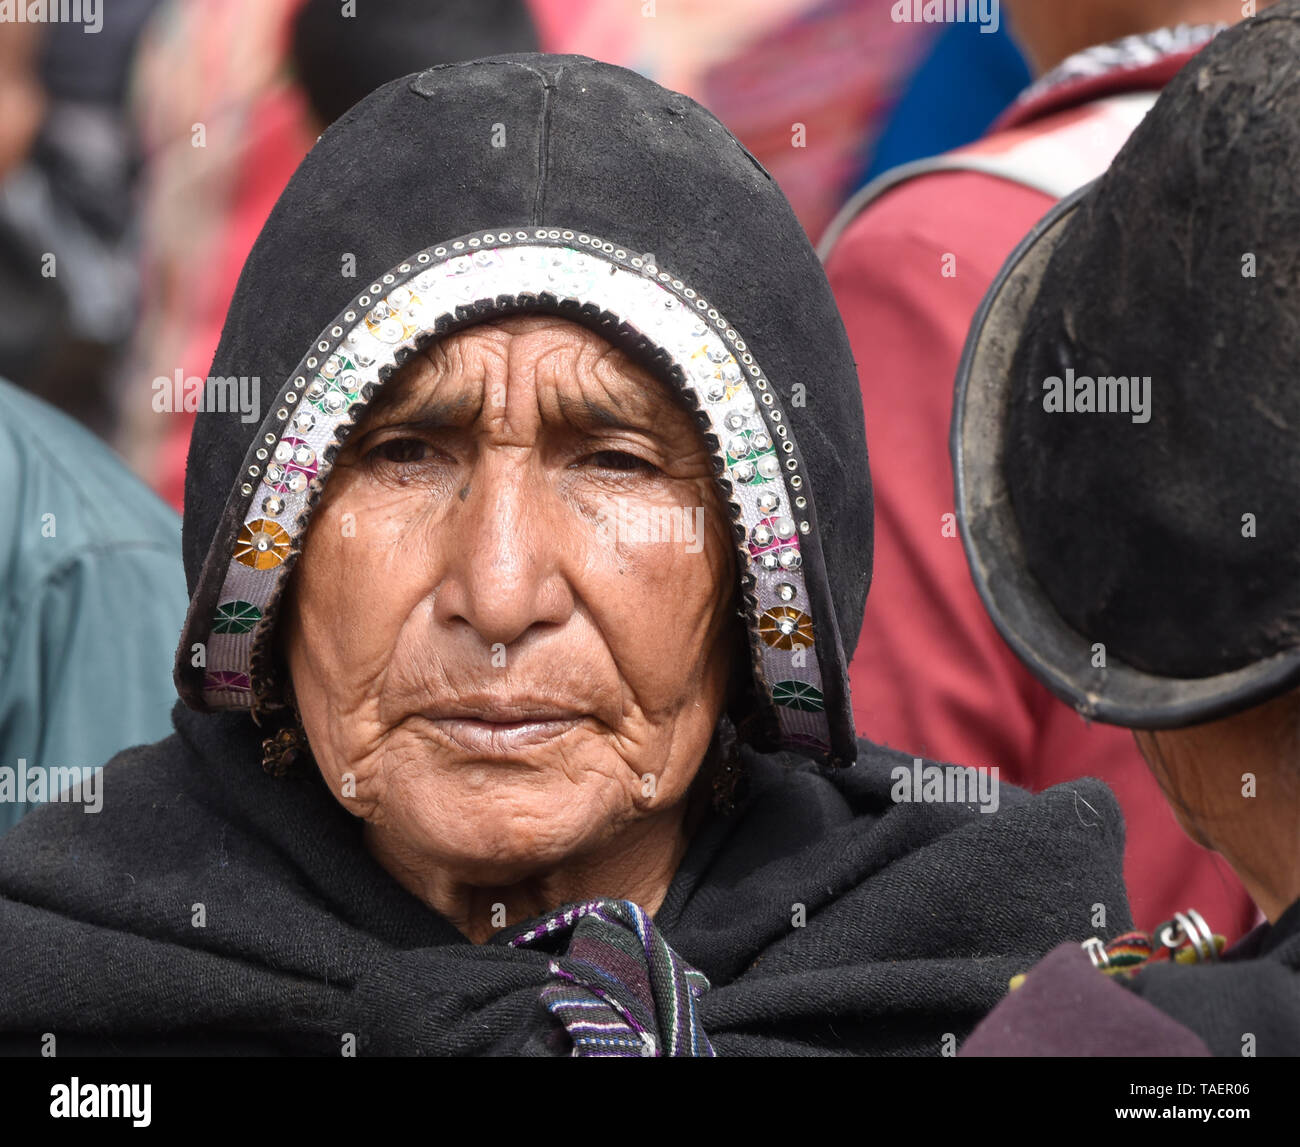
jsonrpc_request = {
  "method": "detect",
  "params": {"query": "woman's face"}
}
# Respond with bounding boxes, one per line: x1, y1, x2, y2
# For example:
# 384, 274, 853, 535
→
283, 315, 739, 887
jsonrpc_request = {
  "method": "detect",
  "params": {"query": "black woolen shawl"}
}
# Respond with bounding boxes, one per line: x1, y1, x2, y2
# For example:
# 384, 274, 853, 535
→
0, 707, 1131, 1055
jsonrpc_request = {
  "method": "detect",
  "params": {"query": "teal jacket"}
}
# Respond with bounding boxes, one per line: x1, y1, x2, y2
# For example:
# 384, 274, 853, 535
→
0, 381, 187, 833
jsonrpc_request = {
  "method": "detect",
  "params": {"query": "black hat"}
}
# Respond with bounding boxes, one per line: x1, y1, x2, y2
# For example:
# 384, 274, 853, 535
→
174, 54, 872, 768
953, 7, 1300, 729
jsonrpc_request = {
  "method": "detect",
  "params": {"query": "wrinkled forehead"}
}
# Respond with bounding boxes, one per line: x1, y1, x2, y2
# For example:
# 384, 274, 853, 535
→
361, 314, 696, 433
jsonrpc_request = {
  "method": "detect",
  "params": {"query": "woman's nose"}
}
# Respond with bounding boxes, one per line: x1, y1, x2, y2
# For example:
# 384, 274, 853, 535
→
430, 456, 575, 650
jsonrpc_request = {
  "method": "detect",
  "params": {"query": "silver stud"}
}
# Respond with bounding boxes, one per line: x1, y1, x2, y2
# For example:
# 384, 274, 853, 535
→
262, 495, 284, 516
779, 548, 802, 570
774, 516, 796, 540
776, 582, 797, 603
757, 493, 780, 514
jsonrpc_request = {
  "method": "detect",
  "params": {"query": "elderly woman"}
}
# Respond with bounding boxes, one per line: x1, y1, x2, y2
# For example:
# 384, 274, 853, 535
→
952, 8, 1300, 1056
0, 55, 1129, 1056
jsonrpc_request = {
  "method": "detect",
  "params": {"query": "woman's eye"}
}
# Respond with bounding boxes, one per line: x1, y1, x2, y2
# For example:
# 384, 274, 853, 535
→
581, 450, 655, 473
367, 438, 434, 466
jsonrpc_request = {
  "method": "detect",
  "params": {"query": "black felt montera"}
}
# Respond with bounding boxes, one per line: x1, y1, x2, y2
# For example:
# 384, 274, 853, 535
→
177, 54, 873, 767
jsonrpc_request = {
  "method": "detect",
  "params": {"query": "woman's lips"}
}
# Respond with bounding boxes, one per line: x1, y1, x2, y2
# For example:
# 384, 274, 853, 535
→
426, 716, 583, 755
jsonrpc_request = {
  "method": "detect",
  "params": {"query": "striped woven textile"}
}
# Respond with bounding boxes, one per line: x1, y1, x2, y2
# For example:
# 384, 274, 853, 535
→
510, 899, 715, 1057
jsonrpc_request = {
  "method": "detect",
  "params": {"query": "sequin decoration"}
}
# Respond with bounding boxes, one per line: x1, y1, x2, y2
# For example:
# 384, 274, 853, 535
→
725, 428, 777, 486
771, 679, 825, 712
234, 519, 291, 569
305, 352, 364, 415
747, 514, 801, 573
212, 600, 263, 634
262, 436, 317, 495
196, 229, 840, 764
758, 606, 815, 651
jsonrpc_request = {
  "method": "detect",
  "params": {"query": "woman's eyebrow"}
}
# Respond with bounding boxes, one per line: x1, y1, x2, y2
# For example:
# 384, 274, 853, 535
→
554, 391, 662, 434
366, 391, 481, 428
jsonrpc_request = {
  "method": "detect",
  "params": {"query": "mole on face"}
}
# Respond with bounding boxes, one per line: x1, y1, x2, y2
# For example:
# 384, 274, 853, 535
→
458, 484, 471, 502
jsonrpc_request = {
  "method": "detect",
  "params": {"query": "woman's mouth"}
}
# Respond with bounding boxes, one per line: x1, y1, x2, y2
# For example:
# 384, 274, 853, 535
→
423, 713, 585, 755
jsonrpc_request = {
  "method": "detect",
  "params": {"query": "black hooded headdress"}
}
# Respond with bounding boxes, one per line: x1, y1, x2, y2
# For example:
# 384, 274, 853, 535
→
176, 53, 872, 769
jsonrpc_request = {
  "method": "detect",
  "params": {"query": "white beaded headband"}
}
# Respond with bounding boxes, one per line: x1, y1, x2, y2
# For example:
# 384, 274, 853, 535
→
199, 228, 836, 760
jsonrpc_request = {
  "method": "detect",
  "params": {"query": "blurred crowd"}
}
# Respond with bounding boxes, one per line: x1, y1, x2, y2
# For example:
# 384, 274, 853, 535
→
0, 0, 1272, 942
0, 0, 949, 498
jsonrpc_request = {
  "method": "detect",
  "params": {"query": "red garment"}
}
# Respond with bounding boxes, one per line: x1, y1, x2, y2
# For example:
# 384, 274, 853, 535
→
825, 52, 1259, 942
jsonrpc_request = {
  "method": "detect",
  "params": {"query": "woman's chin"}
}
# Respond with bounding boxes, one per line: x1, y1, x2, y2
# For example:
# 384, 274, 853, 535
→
370, 792, 630, 881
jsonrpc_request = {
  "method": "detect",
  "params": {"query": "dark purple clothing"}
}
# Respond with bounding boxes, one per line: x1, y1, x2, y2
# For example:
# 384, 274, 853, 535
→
961, 897, 1300, 1056
959, 942, 1210, 1057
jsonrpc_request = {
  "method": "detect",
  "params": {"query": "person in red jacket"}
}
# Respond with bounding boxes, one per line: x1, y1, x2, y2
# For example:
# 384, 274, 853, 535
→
821, 0, 1267, 942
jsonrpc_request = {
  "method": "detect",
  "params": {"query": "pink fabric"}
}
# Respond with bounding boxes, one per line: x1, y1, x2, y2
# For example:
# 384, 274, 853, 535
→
126, 0, 314, 511
699, 0, 928, 237
826, 74, 1259, 944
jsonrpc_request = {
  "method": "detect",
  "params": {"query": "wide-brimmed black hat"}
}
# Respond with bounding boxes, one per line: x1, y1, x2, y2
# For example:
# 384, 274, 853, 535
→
953, 5, 1300, 730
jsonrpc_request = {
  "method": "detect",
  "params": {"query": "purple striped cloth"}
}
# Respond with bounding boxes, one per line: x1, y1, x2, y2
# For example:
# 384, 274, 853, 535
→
510, 898, 715, 1057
